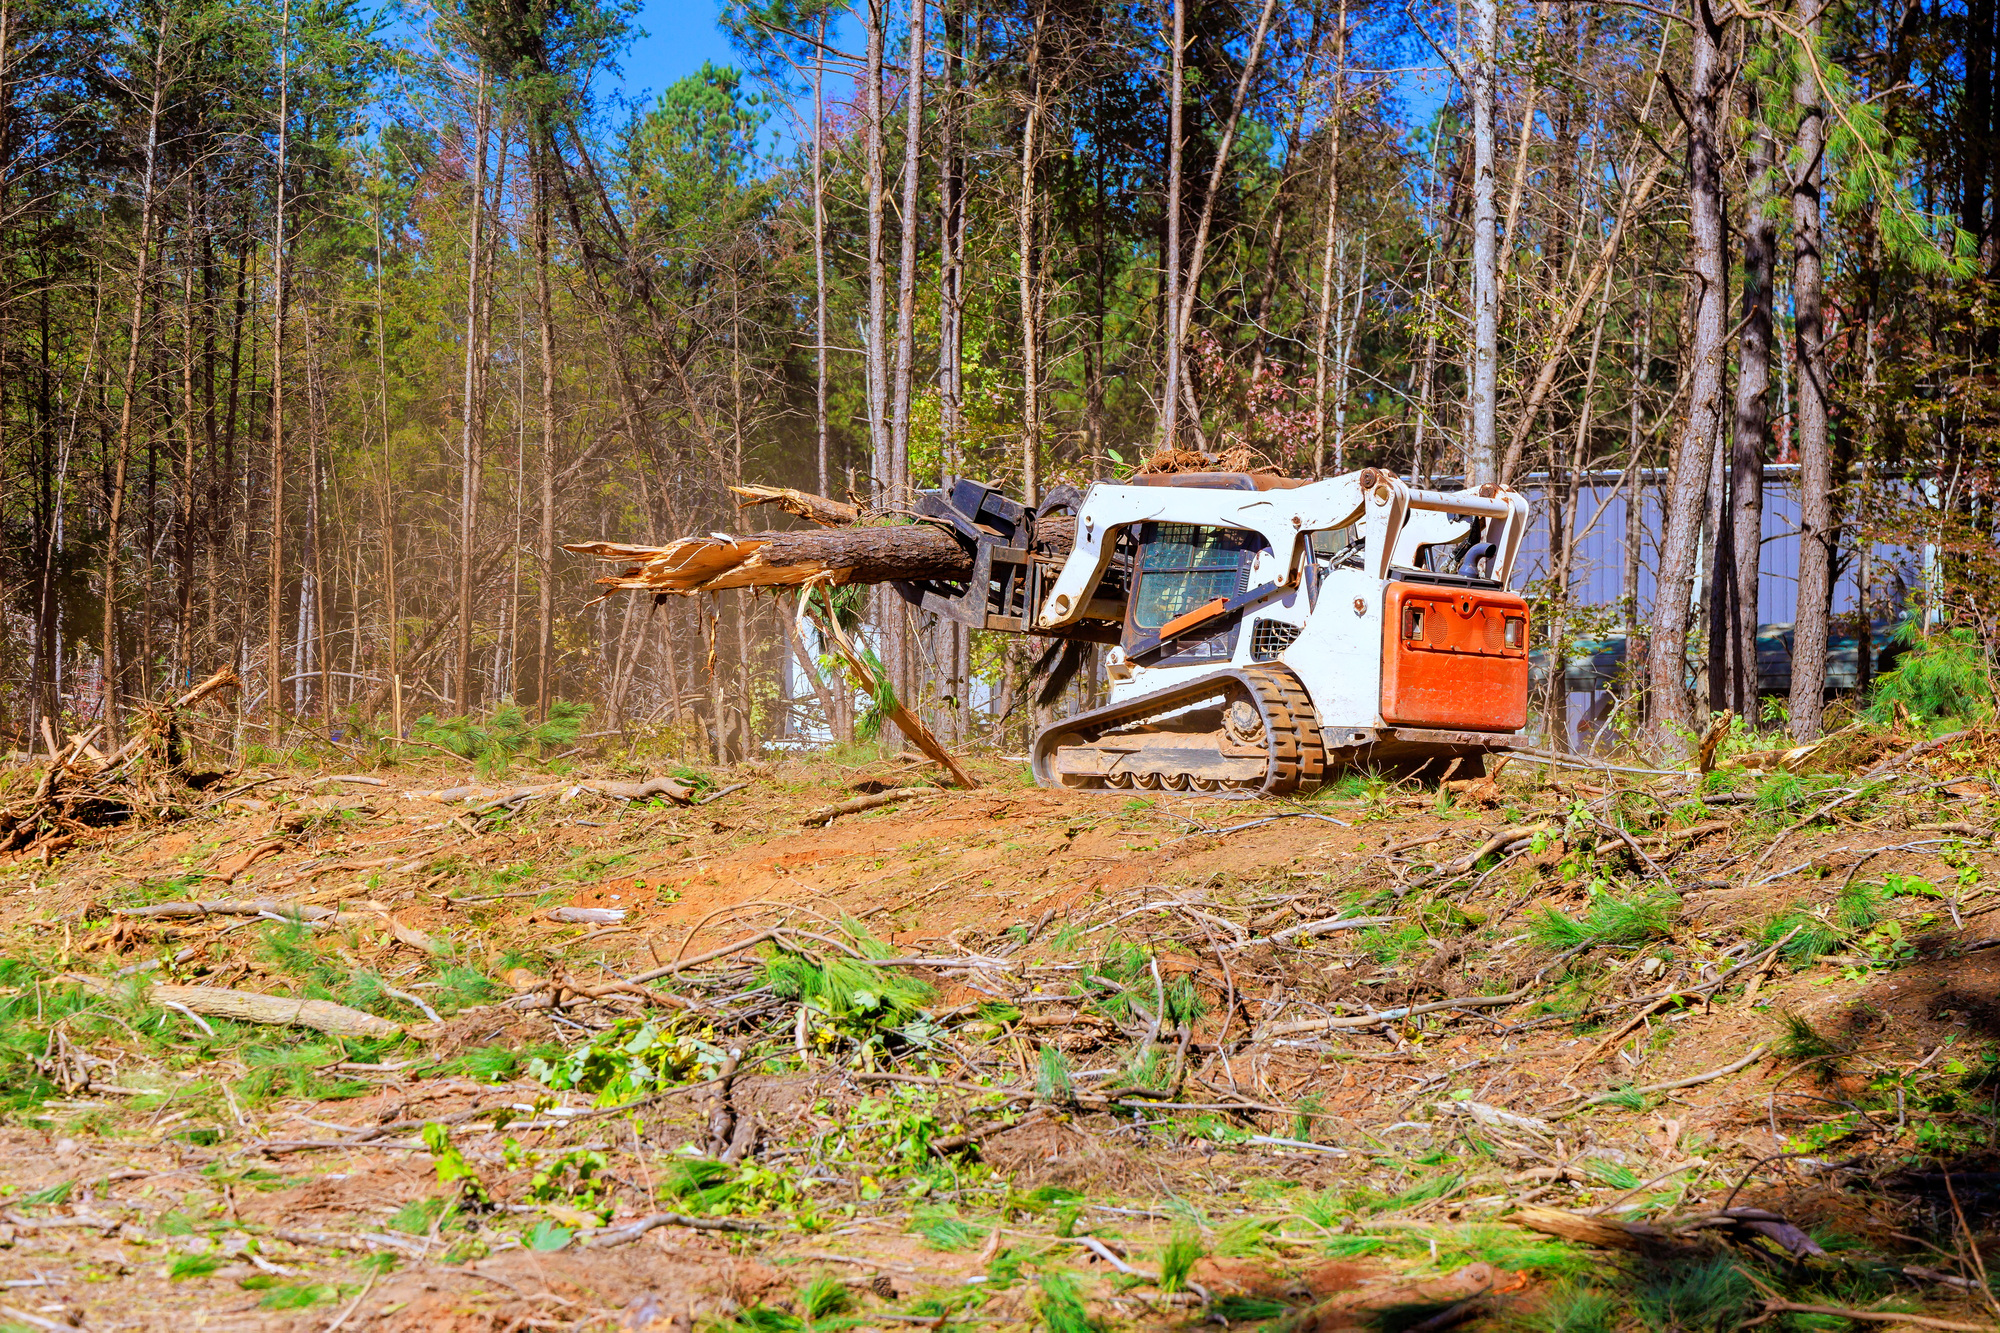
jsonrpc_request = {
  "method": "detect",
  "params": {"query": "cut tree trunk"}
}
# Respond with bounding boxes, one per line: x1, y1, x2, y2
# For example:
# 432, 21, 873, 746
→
566, 508, 1075, 597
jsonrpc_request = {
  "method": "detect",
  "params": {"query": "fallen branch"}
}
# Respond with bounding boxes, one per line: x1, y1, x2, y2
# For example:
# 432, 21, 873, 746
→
1443, 824, 1555, 875
1507, 1206, 1678, 1252
67, 974, 402, 1040
114, 898, 358, 922
569, 777, 692, 804
625, 930, 779, 984
730, 483, 861, 527
1751, 1302, 1991, 1331
1862, 730, 1973, 778
1257, 986, 1533, 1037
1237, 915, 1398, 949
801, 787, 939, 826
804, 594, 979, 788
583, 1211, 768, 1247
1505, 748, 1694, 779
1549, 1043, 1770, 1117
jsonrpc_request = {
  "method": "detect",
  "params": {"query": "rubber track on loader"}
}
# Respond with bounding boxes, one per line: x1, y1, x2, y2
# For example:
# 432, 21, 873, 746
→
1029, 663, 1328, 798
1240, 664, 1327, 795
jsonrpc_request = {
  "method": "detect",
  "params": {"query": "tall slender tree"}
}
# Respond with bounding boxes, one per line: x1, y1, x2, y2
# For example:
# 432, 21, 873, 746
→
1644, 0, 1732, 754
1788, 1, 1831, 741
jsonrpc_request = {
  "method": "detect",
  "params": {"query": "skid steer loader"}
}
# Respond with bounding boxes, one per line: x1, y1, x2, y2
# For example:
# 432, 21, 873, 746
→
894, 465, 1534, 797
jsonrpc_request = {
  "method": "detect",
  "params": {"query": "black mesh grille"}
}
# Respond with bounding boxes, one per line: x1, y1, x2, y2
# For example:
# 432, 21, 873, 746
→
1250, 619, 1301, 661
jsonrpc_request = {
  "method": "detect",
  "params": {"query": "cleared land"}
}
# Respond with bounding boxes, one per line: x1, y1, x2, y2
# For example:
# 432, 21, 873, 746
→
0, 737, 1997, 1332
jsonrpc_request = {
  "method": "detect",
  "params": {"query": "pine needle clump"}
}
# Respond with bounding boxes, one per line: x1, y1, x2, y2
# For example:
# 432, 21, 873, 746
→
413, 699, 592, 775
1530, 890, 1679, 952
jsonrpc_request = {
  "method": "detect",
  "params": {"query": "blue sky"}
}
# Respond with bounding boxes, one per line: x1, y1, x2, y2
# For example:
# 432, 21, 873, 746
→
603, 0, 858, 151
615, 0, 742, 105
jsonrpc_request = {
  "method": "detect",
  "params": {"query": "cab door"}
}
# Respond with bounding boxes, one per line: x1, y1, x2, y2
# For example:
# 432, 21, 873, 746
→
1122, 523, 1264, 665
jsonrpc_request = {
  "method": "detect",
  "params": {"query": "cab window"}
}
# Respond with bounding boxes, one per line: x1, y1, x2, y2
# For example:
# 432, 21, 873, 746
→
1125, 523, 1263, 661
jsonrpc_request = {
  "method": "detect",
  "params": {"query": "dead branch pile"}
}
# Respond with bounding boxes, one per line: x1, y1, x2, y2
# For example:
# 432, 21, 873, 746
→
0, 666, 240, 860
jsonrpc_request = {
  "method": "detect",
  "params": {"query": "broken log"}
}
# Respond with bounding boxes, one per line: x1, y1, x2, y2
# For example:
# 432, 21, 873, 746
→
566, 526, 974, 595
1507, 1206, 1677, 1252
564, 487, 1075, 598
67, 975, 402, 1039
730, 483, 860, 527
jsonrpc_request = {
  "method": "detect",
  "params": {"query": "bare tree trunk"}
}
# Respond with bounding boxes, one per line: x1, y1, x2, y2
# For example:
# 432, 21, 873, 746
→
175, 189, 201, 683
1549, 288, 1613, 750
533, 130, 559, 719
304, 310, 328, 725
864, 0, 889, 496
1174, 0, 1278, 352
1624, 283, 1652, 635
1732, 105, 1775, 721
1788, 4, 1831, 742
1702, 402, 1730, 716
1312, 0, 1346, 476
454, 75, 490, 715
372, 176, 398, 727
103, 14, 169, 745
1466, 0, 1499, 485
890, 0, 926, 501
860, 0, 901, 738
1159, 0, 1184, 448
1494, 76, 1541, 295
266, 0, 290, 744
1018, 0, 1044, 502
1643, 0, 1729, 755
1333, 236, 1366, 472
705, 597, 727, 761
937, 0, 965, 477
813, 14, 830, 498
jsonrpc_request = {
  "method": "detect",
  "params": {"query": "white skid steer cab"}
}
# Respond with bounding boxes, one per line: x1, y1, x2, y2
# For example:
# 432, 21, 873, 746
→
895, 466, 1534, 798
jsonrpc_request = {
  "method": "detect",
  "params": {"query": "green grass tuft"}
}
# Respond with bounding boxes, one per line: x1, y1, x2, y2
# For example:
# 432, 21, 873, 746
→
1634, 1254, 1752, 1330
1157, 1221, 1204, 1293
1761, 910, 1844, 964
1036, 1046, 1074, 1101
1034, 1272, 1098, 1333
911, 1208, 985, 1252
1211, 1296, 1289, 1321
1526, 1281, 1617, 1333
796, 1273, 849, 1321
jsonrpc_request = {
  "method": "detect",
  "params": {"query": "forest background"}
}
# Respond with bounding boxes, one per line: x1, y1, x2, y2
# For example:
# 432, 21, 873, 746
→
0, 0, 1990, 766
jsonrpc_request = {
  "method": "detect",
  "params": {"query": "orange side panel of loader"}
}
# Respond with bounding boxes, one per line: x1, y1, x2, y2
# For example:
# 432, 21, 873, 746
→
1379, 582, 1530, 732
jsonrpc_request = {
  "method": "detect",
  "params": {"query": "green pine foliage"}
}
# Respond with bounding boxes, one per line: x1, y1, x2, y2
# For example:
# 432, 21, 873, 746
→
1866, 626, 1993, 726
412, 700, 592, 775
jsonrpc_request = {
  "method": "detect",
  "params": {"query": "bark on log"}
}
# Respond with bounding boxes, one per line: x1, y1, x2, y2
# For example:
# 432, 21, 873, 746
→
1506, 1206, 1677, 1252
68, 975, 402, 1039
730, 483, 860, 527
566, 526, 973, 594
564, 489, 1076, 598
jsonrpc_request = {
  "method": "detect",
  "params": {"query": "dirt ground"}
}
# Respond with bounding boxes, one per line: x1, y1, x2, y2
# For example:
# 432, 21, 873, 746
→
1, 741, 1999, 1332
